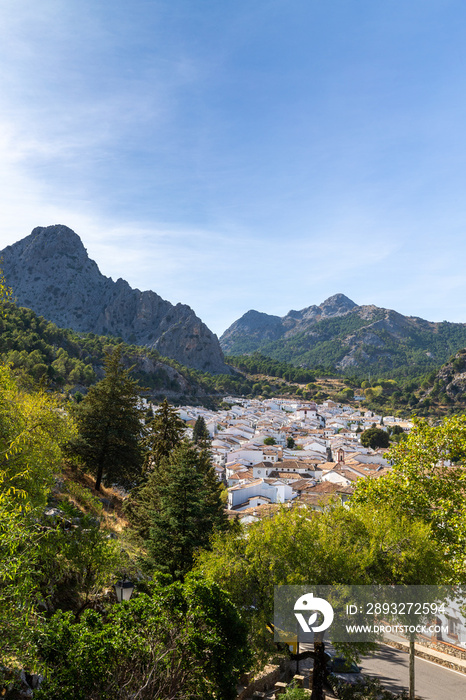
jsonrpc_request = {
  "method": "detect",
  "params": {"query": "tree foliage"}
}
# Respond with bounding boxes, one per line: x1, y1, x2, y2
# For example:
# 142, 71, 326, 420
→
0, 358, 75, 666
0, 495, 39, 670
196, 504, 446, 615
353, 415, 466, 580
0, 364, 74, 508
141, 441, 227, 580
192, 415, 209, 446
360, 426, 390, 449
195, 502, 448, 693
226, 353, 317, 384
69, 346, 145, 490
33, 506, 122, 617
124, 399, 186, 536
143, 399, 186, 468
34, 578, 250, 700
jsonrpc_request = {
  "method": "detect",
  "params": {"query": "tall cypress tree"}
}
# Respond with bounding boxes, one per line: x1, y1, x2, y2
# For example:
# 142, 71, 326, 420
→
69, 346, 145, 491
192, 415, 210, 446
144, 398, 186, 470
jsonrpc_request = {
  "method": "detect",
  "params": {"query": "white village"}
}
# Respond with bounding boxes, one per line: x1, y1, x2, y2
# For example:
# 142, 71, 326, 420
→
177, 397, 406, 520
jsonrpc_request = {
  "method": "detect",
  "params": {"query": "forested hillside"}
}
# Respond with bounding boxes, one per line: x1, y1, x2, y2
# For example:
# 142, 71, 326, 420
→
0, 301, 319, 404
221, 296, 466, 377
0, 342, 249, 698
0, 301, 214, 401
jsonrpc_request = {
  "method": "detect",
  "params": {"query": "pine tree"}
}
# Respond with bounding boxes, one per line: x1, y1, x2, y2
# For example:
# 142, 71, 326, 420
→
192, 415, 210, 446
142, 440, 227, 580
124, 398, 186, 536
144, 398, 186, 469
69, 346, 145, 491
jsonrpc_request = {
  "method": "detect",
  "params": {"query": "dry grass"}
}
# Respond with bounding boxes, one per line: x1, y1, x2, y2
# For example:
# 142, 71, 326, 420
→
58, 464, 129, 533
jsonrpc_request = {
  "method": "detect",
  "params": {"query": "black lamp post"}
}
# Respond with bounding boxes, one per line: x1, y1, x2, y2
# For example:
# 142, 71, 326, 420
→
114, 578, 134, 603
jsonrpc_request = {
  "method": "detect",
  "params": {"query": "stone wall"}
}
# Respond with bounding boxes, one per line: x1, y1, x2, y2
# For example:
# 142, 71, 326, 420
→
416, 635, 466, 661
237, 664, 281, 700
237, 659, 296, 700
384, 638, 466, 675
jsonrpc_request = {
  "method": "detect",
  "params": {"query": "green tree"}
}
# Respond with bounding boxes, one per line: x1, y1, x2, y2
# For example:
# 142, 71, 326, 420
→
287, 436, 295, 449
282, 687, 309, 700
263, 436, 276, 445
195, 504, 447, 700
0, 491, 122, 676
144, 398, 185, 470
140, 441, 227, 581
360, 426, 389, 449
193, 415, 210, 446
0, 491, 39, 673
69, 346, 145, 491
353, 415, 466, 580
34, 578, 250, 700
0, 364, 74, 507
124, 399, 186, 533
338, 387, 354, 401
0, 274, 73, 667
34, 507, 122, 618
0, 365, 74, 667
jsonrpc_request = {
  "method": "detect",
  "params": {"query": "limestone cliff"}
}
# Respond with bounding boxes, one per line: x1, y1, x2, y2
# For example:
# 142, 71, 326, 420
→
1, 225, 229, 374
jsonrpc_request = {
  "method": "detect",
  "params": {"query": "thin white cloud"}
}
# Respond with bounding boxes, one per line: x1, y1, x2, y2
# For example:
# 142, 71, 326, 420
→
1, 116, 465, 338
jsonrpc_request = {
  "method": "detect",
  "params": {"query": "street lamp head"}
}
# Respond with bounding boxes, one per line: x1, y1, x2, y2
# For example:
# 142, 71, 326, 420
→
114, 578, 134, 603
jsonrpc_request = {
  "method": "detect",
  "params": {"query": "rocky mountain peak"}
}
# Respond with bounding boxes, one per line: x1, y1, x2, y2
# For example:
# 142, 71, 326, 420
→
220, 295, 466, 375
319, 293, 357, 317
220, 294, 361, 353
240, 309, 282, 327
15, 224, 88, 258
1, 225, 229, 374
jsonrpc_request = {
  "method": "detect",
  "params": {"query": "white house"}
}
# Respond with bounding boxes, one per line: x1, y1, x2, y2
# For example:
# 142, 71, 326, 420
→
228, 478, 295, 510
434, 596, 466, 649
227, 448, 264, 466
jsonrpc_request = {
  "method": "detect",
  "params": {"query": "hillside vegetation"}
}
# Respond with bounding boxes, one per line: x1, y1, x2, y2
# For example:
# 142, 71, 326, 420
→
0, 301, 212, 401
226, 351, 466, 417
221, 296, 466, 378
226, 314, 466, 377
0, 342, 248, 698
0, 301, 320, 405
5, 296, 466, 417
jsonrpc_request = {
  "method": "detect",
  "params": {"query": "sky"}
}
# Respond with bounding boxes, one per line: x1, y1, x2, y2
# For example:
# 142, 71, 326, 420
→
1, 0, 466, 336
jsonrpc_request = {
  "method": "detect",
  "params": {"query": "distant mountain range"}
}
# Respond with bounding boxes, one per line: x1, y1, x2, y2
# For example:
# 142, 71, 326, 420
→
1, 225, 229, 374
5, 227, 466, 381
220, 294, 466, 375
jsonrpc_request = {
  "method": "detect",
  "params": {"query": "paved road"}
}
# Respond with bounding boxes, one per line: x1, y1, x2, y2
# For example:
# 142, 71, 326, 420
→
360, 643, 466, 700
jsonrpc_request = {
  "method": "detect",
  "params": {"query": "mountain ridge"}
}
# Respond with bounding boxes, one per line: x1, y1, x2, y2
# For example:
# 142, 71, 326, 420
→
220, 296, 466, 375
1, 224, 229, 374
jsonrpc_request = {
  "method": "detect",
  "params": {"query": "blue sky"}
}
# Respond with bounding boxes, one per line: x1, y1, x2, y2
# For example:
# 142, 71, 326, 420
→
1, 0, 466, 335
